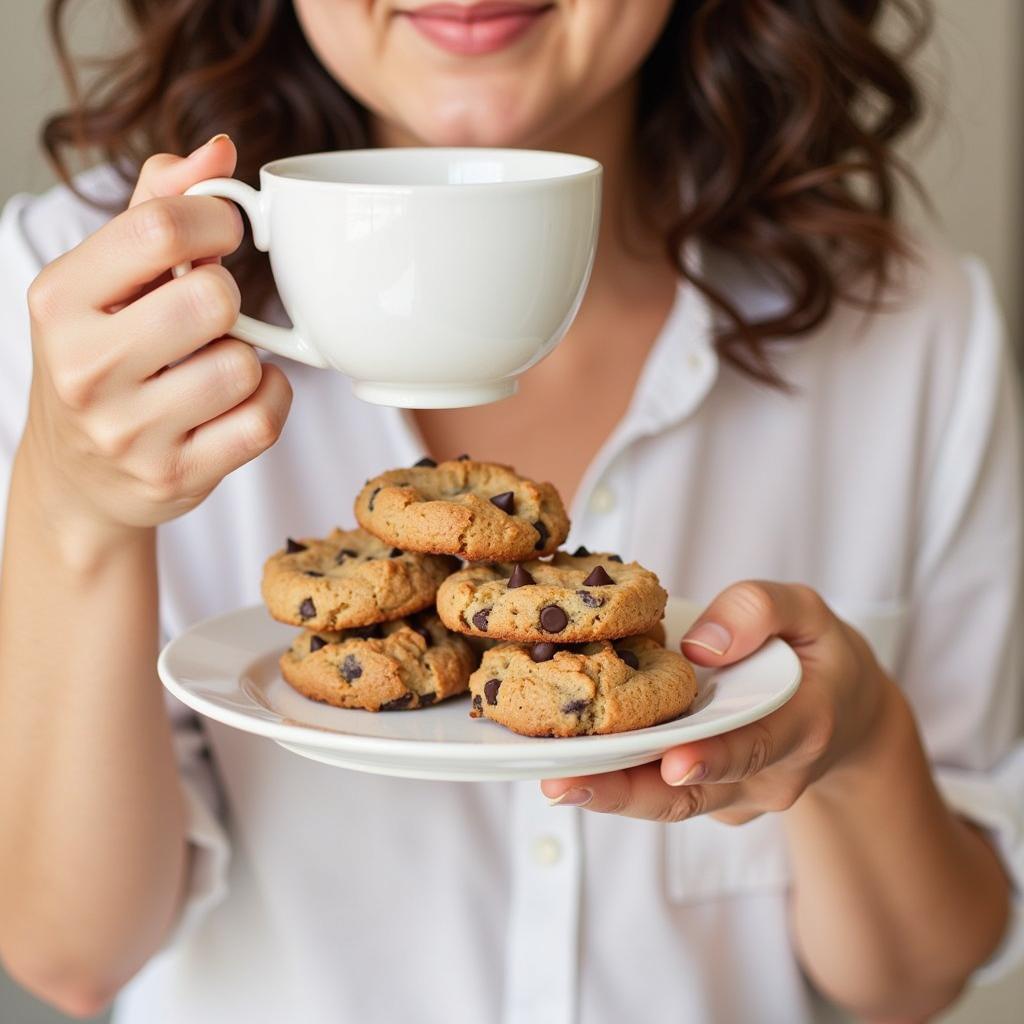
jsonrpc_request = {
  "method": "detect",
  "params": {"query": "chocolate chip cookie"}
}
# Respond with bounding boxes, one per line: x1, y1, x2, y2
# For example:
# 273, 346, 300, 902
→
436, 551, 666, 643
280, 613, 476, 711
354, 458, 569, 562
469, 635, 697, 736
262, 528, 456, 632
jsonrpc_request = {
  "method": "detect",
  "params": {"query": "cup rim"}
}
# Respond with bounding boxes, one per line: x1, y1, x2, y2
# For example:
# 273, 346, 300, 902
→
260, 147, 602, 191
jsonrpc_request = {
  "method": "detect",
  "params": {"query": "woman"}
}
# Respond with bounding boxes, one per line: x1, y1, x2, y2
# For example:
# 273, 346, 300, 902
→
0, 1, 1020, 1021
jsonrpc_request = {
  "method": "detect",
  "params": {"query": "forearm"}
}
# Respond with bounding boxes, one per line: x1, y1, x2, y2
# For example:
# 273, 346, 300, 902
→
785, 683, 1010, 1019
0, 437, 188, 1011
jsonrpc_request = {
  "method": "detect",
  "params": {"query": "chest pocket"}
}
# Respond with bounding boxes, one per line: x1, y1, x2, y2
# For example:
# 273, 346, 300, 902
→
665, 598, 910, 903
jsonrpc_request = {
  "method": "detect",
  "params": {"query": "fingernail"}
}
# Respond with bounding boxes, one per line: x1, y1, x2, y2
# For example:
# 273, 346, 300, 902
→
190, 133, 230, 157
548, 787, 592, 807
668, 762, 707, 787
681, 621, 732, 657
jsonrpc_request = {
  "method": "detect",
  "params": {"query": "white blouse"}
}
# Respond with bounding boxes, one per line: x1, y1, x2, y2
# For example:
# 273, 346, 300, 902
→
1, 167, 1021, 1024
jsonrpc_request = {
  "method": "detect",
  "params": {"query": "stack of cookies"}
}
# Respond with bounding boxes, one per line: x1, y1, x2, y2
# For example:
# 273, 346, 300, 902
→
262, 457, 697, 736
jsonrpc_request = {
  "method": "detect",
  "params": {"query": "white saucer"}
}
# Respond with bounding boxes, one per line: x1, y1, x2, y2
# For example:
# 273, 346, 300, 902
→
158, 598, 801, 782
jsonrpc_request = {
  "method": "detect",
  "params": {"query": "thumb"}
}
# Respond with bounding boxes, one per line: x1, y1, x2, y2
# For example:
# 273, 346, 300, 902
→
680, 581, 834, 667
130, 133, 237, 207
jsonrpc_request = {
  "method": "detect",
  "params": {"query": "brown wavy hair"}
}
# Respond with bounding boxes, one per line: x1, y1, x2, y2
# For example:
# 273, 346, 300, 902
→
44, 0, 930, 385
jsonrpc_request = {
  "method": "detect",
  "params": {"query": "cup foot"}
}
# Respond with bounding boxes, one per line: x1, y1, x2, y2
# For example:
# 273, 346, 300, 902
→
351, 379, 518, 409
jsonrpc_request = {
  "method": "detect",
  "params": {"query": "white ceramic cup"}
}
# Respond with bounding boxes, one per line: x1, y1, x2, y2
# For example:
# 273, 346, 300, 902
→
177, 148, 602, 408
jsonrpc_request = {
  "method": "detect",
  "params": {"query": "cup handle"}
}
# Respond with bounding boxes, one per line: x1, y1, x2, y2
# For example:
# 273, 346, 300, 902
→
173, 178, 328, 369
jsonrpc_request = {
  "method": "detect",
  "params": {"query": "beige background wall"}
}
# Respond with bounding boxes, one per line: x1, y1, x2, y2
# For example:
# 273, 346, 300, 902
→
0, 2, 1021, 1023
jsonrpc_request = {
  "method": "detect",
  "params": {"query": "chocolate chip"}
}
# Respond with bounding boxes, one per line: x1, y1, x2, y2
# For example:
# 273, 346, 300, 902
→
582, 565, 614, 587
483, 678, 501, 705
367, 486, 381, 511
577, 591, 605, 608
411, 623, 432, 647
530, 642, 557, 662
616, 648, 639, 669
299, 598, 316, 620
381, 693, 413, 711
533, 521, 549, 551
507, 564, 536, 589
456, 453, 471, 461
305, 570, 324, 577
414, 457, 437, 467
309, 635, 327, 653
286, 538, 307, 554
471, 608, 491, 632
472, 694, 483, 711
341, 654, 362, 681
389, 548, 403, 558
335, 547, 359, 563
562, 699, 590, 715
419, 691, 436, 706
490, 491, 515, 515
572, 545, 591, 557
539, 605, 568, 633
608, 554, 624, 563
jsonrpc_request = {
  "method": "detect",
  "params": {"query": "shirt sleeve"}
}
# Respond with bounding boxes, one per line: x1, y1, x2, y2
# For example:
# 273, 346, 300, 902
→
898, 256, 1024, 982
0, 185, 232, 944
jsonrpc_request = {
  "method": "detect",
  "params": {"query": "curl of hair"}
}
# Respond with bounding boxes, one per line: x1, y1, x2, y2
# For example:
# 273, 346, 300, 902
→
44, 0, 930, 384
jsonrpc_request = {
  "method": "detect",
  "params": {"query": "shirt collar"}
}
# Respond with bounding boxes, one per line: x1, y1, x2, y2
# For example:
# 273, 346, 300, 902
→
620, 266, 718, 440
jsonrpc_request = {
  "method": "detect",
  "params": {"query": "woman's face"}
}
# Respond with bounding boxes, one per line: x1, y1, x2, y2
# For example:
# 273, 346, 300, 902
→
292, 1, 675, 147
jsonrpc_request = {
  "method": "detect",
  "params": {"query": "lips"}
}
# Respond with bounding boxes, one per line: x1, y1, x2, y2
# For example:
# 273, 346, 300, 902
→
398, 2, 555, 56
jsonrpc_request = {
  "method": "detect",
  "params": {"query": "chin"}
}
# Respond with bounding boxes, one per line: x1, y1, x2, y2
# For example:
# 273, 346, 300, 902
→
392, 88, 553, 149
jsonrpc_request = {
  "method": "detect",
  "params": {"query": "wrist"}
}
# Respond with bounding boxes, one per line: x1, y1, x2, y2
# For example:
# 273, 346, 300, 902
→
810, 674, 922, 805
13, 434, 152, 573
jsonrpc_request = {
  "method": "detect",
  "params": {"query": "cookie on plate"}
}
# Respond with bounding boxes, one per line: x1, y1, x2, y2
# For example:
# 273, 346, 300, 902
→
436, 550, 667, 643
354, 458, 569, 562
262, 527, 456, 632
280, 613, 476, 711
468, 635, 697, 736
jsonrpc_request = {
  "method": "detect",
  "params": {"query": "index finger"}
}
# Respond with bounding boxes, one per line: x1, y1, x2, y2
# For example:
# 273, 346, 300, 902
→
130, 134, 236, 206
52, 193, 244, 312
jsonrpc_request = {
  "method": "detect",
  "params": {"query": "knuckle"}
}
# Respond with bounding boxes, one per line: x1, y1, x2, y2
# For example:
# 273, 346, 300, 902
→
27, 268, 61, 324
713, 809, 762, 827
137, 459, 185, 504
803, 705, 836, 764
742, 725, 774, 779
132, 200, 186, 261
729, 580, 774, 624
139, 153, 176, 180
242, 406, 283, 452
186, 268, 241, 333
213, 340, 261, 395
764, 780, 804, 813
87, 416, 136, 460
50, 362, 99, 411
792, 583, 829, 619
657, 786, 706, 823
593, 773, 632, 816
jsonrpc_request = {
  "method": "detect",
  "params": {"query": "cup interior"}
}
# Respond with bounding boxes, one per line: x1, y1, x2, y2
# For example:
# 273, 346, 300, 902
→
262, 147, 600, 188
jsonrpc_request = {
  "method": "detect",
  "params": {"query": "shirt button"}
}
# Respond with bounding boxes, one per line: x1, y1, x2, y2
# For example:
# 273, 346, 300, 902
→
531, 835, 563, 866
589, 485, 616, 515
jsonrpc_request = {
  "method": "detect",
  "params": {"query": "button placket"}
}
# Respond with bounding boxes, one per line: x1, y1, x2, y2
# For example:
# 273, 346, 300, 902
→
503, 782, 582, 1024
